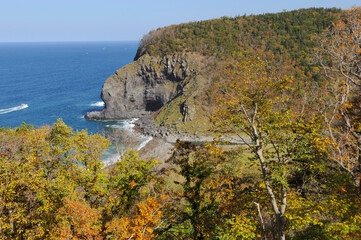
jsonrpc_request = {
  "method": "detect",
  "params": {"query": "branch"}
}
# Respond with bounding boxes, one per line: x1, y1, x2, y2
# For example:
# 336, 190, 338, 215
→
280, 185, 287, 215
254, 202, 268, 240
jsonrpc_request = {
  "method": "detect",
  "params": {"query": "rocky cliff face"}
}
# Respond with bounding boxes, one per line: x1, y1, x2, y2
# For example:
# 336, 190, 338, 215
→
85, 53, 202, 120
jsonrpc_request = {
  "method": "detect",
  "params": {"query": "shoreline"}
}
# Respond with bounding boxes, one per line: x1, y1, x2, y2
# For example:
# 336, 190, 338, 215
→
90, 111, 249, 163
133, 113, 248, 145
132, 115, 251, 163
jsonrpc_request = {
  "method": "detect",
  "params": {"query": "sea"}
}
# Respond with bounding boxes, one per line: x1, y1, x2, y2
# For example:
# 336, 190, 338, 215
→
0, 41, 150, 162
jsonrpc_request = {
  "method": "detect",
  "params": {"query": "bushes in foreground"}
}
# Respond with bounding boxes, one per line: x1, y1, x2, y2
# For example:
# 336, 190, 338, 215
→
1, 120, 361, 239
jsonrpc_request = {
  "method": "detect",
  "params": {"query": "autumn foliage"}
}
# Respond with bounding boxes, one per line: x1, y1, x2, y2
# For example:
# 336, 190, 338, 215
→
2, 6, 361, 240
0, 120, 165, 239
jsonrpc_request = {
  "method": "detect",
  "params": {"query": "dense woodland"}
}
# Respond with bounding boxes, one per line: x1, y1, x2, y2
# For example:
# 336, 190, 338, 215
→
1, 7, 361, 240
136, 8, 341, 83
145, 8, 344, 135
136, 8, 341, 60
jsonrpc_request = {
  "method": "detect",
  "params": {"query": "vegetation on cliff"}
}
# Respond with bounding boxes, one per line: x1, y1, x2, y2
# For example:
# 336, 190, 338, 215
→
134, 8, 343, 135
136, 8, 341, 61
2, 6, 361, 240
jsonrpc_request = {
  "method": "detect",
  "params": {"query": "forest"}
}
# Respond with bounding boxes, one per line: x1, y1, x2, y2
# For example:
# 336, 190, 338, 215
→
135, 7, 341, 84
1, 7, 361, 240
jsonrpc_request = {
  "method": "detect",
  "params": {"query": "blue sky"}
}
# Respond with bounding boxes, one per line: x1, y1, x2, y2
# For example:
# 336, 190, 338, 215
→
0, 0, 358, 42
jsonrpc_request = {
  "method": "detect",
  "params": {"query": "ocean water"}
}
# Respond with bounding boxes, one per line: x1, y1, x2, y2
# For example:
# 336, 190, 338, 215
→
0, 41, 146, 160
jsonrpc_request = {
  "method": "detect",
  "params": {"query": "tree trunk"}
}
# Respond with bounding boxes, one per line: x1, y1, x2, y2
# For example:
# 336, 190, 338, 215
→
354, 171, 361, 193
256, 146, 287, 240
276, 213, 286, 240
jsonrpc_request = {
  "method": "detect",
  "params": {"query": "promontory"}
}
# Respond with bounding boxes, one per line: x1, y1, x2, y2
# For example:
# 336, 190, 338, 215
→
85, 8, 341, 137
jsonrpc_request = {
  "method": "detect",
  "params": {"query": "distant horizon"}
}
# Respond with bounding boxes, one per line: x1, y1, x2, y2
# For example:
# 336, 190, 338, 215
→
1, 1, 359, 42
0, 40, 139, 43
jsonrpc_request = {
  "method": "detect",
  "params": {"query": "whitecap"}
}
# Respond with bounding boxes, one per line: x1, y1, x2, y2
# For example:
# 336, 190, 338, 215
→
90, 101, 105, 107
121, 118, 138, 130
105, 122, 125, 129
102, 118, 152, 160
0, 104, 28, 115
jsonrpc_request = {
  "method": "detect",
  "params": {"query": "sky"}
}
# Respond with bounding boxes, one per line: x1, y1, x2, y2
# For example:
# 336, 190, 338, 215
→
0, 0, 359, 42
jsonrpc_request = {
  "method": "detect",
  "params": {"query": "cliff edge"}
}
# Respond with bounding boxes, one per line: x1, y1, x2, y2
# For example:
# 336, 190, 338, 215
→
86, 8, 342, 137
85, 52, 213, 135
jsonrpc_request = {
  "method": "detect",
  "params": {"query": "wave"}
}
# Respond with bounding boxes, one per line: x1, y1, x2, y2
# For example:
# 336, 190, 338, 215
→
105, 118, 138, 130
90, 101, 104, 107
103, 118, 151, 157
123, 118, 138, 130
103, 152, 121, 166
102, 136, 152, 165
105, 122, 124, 129
0, 104, 28, 115
137, 136, 153, 150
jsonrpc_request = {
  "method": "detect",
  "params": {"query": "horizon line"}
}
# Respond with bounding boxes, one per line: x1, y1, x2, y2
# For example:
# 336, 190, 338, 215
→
0, 40, 140, 44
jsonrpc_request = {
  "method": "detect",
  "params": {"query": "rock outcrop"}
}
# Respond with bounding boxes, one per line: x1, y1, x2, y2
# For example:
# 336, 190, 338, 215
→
85, 8, 342, 139
85, 53, 201, 120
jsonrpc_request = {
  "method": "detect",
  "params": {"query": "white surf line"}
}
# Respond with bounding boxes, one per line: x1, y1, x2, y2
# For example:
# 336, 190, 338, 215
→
103, 153, 121, 167
123, 118, 138, 130
90, 101, 105, 107
137, 136, 153, 151
0, 104, 28, 115
125, 118, 153, 150
104, 118, 153, 152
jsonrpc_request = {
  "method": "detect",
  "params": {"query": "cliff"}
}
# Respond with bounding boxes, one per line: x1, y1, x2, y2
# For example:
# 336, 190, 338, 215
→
86, 8, 342, 136
85, 52, 214, 135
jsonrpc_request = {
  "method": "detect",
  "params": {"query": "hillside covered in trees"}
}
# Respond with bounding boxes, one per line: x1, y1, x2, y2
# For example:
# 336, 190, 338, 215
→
3, 7, 361, 240
136, 7, 341, 77
87, 8, 343, 135
137, 8, 338, 55
86, 8, 344, 137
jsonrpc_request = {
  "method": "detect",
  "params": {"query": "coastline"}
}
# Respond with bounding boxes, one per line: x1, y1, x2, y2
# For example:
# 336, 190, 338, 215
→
88, 109, 248, 163
131, 114, 250, 163
89, 110, 250, 164
133, 113, 248, 144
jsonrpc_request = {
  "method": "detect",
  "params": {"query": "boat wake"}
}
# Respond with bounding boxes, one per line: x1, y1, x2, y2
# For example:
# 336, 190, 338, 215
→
0, 104, 28, 115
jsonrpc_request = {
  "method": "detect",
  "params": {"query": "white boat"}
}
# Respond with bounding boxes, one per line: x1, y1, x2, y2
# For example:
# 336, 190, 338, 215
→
20, 104, 28, 108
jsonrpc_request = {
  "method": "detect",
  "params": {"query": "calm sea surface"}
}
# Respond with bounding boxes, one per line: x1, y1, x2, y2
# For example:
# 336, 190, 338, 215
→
0, 42, 141, 160
0, 41, 138, 131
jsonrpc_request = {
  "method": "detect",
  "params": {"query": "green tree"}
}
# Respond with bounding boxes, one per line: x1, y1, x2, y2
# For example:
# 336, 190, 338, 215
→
105, 150, 159, 217
104, 150, 165, 239
162, 141, 229, 239
212, 54, 327, 240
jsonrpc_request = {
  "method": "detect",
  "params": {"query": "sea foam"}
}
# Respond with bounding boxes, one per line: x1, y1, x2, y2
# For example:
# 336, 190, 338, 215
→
90, 101, 105, 107
137, 135, 153, 150
104, 118, 153, 154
